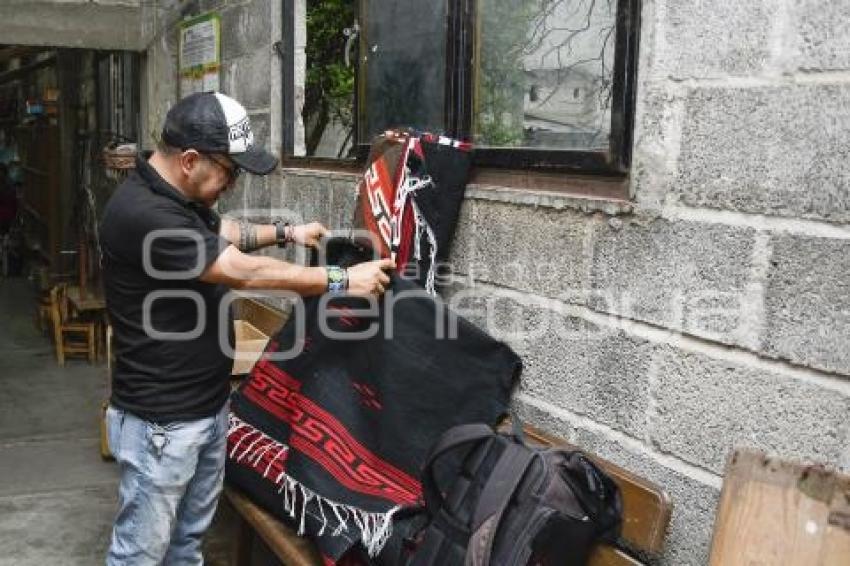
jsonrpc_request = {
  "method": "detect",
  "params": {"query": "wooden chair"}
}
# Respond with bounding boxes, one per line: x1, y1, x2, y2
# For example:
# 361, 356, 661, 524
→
49, 284, 97, 366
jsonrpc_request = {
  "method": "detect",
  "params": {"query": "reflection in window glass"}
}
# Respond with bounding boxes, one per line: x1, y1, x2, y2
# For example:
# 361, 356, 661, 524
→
301, 0, 357, 158
474, 0, 616, 151
359, 0, 448, 143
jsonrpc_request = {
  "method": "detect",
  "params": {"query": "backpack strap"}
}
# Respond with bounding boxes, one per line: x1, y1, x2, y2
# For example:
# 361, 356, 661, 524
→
421, 424, 497, 514
464, 442, 538, 566
412, 424, 500, 566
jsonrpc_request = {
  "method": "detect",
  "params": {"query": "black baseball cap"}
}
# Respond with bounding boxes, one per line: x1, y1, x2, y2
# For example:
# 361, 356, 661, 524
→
161, 92, 278, 175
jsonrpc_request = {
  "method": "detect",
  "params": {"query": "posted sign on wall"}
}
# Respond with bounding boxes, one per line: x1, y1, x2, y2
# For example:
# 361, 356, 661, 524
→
179, 12, 221, 96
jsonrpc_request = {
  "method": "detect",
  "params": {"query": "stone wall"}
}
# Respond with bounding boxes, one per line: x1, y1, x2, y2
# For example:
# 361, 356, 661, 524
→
139, 0, 281, 167
141, 1, 850, 563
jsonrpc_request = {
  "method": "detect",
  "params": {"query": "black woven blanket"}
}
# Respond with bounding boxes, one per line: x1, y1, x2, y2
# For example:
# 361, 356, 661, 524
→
226, 248, 520, 563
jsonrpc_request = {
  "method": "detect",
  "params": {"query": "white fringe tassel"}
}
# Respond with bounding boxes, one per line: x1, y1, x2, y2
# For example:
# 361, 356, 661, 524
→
394, 169, 439, 296
227, 414, 401, 557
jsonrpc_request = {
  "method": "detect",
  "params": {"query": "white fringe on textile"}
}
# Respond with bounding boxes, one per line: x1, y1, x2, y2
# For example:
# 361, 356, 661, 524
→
394, 169, 439, 295
227, 414, 401, 557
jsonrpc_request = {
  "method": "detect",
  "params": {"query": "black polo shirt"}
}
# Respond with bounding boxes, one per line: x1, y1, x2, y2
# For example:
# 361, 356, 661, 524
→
100, 154, 234, 423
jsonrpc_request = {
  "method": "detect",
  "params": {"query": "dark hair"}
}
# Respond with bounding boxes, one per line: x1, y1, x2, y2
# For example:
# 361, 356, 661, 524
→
156, 139, 182, 155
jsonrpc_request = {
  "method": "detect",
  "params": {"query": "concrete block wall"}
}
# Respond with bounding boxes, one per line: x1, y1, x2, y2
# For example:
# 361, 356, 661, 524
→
138, 0, 850, 563
296, 1, 850, 562
447, 1, 850, 563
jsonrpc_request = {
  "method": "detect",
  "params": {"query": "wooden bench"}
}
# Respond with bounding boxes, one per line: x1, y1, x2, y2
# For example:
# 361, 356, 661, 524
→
224, 424, 672, 566
225, 487, 324, 565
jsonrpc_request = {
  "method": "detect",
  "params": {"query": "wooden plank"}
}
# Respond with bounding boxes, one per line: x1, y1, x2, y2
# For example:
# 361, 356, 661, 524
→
587, 545, 644, 566
224, 487, 323, 566
519, 424, 672, 556
708, 449, 850, 566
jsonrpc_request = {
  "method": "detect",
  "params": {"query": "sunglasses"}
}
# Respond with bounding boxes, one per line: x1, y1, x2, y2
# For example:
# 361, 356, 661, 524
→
203, 153, 242, 182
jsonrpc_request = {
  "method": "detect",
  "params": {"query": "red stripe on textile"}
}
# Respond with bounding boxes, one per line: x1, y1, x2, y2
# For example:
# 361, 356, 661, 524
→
241, 370, 422, 504
242, 383, 417, 503
395, 204, 416, 269
243, 378, 421, 498
252, 358, 302, 391
263, 369, 420, 493
290, 436, 419, 505
360, 159, 394, 258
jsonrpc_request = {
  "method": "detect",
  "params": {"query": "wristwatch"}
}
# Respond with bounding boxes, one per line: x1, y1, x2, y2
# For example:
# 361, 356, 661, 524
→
273, 220, 289, 248
326, 265, 348, 294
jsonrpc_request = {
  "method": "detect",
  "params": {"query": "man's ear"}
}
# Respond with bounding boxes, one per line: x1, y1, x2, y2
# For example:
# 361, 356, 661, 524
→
179, 150, 202, 177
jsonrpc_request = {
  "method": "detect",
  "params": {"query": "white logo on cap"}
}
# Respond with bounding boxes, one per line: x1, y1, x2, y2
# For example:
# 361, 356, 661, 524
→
214, 92, 254, 154
229, 117, 254, 151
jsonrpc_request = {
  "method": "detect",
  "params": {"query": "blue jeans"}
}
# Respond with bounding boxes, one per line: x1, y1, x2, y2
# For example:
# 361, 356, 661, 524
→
105, 403, 228, 565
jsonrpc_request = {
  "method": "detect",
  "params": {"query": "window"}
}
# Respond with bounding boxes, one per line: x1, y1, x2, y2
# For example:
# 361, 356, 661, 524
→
357, 0, 449, 142
286, 0, 639, 175
286, 0, 358, 159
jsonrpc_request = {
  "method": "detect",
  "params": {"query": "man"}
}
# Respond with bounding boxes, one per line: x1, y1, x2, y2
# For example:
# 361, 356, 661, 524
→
99, 92, 393, 565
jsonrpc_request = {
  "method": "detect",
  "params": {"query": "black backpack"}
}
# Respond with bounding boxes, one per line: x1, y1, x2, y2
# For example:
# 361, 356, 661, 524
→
397, 420, 623, 566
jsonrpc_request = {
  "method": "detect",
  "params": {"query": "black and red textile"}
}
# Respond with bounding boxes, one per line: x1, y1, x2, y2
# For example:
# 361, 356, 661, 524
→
225, 246, 521, 563
354, 129, 472, 294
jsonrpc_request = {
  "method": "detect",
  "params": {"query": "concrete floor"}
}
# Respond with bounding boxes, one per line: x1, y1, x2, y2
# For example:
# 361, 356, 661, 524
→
0, 277, 240, 565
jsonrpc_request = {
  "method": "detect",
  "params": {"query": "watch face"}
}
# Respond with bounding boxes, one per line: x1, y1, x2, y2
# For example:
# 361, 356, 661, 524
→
328, 268, 344, 283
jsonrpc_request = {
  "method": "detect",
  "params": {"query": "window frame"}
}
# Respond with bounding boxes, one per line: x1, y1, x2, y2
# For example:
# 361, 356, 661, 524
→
284, 0, 641, 178
460, 0, 641, 176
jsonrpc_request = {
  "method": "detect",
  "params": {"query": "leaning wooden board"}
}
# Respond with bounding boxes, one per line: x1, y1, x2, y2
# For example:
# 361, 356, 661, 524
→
709, 449, 850, 565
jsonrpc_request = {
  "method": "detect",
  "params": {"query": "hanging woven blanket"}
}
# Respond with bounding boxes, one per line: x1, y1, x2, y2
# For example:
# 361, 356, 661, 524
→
354, 129, 472, 295
225, 244, 520, 564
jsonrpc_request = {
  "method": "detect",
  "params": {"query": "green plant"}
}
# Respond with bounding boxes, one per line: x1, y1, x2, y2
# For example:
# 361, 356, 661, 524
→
303, 0, 355, 156
475, 0, 537, 147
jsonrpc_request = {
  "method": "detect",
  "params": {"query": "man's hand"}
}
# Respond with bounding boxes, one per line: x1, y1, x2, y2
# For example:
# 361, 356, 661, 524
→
293, 222, 329, 248
346, 258, 395, 297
